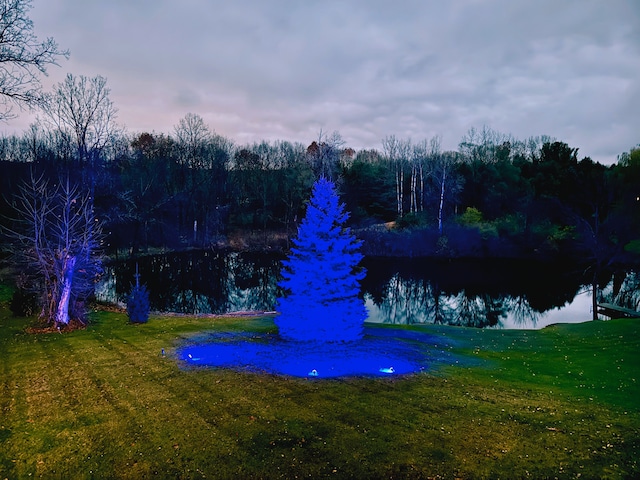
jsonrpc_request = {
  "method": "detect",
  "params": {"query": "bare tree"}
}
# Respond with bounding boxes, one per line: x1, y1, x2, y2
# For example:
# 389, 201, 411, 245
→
39, 73, 118, 164
382, 135, 412, 218
459, 125, 512, 163
0, 0, 68, 120
8, 173, 102, 327
432, 150, 462, 235
174, 112, 211, 168
409, 138, 435, 214
306, 129, 344, 180
382, 135, 400, 217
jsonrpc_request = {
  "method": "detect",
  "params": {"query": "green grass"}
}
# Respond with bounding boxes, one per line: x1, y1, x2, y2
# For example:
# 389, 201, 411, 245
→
0, 299, 638, 479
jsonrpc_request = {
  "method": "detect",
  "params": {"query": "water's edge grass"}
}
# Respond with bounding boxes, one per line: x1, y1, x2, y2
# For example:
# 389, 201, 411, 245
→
0, 302, 638, 478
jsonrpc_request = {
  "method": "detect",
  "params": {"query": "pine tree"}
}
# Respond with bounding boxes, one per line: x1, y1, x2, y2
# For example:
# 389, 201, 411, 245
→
276, 177, 367, 342
127, 264, 150, 324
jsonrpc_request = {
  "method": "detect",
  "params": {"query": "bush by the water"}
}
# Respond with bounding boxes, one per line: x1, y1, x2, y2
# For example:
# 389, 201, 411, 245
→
126, 283, 150, 323
9, 288, 37, 317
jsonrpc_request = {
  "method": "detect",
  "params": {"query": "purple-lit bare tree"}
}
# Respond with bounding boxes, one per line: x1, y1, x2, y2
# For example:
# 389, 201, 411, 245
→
0, 0, 68, 120
8, 174, 103, 327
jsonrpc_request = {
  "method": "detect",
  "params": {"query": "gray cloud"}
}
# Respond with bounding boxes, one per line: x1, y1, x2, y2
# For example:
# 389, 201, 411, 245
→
3, 0, 638, 163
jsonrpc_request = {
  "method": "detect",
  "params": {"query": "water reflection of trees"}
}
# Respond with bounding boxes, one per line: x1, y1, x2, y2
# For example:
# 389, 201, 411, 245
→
505, 296, 542, 327
367, 276, 509, 328
98, 251, 283, 314
97, 253, 611, 327
601, 270, 639, 312
361, 258, 587, 328
450, 293, 507, 327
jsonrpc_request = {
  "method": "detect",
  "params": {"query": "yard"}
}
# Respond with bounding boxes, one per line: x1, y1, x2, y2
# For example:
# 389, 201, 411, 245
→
0, 290, 638, 478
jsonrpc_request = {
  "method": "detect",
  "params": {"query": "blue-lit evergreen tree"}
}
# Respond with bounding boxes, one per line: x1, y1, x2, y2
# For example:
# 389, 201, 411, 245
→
127, 264, 150, 324
276, 177, 367, 342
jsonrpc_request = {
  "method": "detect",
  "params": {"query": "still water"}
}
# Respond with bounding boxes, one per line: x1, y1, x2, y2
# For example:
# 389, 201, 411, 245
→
95, 250, 636, 329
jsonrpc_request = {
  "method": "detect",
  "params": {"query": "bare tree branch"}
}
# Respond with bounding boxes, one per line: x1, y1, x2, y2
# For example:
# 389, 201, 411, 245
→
0, 0, 69, 120
39, 73, 119, 164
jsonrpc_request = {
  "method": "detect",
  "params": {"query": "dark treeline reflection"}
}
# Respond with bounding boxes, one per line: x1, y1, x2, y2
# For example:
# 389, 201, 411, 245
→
92, 251, 630, 328
97, 251, 283, 315
360, 258, 585, 327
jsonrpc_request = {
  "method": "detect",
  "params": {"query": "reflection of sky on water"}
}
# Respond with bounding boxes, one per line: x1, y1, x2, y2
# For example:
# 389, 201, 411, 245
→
365, 286, 594, 330
500, 287, 592, 329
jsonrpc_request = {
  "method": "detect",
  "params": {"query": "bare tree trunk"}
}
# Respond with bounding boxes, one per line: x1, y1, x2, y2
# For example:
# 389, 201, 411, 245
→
395, 162, 404, 218
419, 163, 424, 212
438, 167, 447, 235
410, 163, 417, 214
55, 255, 76, 325
11, 174, 103, 326
592, 274, 599, 321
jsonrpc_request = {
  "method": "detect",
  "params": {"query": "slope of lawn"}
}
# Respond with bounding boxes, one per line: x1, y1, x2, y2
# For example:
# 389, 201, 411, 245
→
0, 290, 638, 478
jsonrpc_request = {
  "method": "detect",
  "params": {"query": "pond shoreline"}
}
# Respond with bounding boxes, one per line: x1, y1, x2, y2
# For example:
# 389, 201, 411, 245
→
106, 224, 640, 273
95, 249, 632, 329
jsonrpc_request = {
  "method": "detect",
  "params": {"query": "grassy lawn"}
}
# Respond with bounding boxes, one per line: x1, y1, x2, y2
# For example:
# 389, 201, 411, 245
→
0, 291, 638, 478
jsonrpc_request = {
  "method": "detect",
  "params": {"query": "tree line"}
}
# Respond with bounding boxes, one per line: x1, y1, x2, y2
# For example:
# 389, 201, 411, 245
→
1, 101, 638, 264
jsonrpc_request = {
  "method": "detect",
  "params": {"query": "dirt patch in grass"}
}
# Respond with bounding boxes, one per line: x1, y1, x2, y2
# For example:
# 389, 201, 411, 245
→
25, 318, 87, 334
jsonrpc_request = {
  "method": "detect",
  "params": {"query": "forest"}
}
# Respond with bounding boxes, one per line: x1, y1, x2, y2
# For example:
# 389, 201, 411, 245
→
1, 106, 639, 264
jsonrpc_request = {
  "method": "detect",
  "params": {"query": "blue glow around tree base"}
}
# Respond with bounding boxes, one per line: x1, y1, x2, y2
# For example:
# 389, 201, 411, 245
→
177, 327, 454, 378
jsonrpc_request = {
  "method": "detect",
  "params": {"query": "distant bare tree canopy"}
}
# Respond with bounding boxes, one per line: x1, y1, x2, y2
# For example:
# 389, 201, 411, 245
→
0, 0, 68, 120
39, 73, 119, 164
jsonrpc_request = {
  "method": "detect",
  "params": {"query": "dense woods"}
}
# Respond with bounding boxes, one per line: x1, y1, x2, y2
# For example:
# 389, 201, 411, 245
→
1, 119, 638, 267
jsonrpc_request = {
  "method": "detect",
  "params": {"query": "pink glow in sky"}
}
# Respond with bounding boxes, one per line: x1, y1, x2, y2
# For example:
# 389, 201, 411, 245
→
4, 0, 639, 163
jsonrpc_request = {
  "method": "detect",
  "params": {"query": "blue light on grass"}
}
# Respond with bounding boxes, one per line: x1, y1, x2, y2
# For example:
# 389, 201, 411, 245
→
177, 327, 446, 378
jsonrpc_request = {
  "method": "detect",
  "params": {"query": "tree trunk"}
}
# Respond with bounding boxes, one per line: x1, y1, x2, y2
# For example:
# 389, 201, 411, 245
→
396, 166, 400, 216
55, 255, 76, 325
419, 163, 424, 212
592, 271, 599, 321
438, 168, 447, 235
410, 163, 417, 214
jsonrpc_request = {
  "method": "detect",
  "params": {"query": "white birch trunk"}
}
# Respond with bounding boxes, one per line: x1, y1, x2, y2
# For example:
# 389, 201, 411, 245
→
438, 168, 447, 235
55, 255, 76, 325
410, 164, 417, 214
399, 167, 404, 217
396, 160, 405, 217
419, 163, 424, 212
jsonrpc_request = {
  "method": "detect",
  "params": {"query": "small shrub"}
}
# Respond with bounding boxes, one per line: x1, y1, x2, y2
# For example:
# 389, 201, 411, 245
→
9, 273, 37, 317
624, 239, 640, 255
458, 207, 484, 226
127, 283, 150, 323
10, 288, 37, 317
458, 207, 498, 239
396, 212, 427, 229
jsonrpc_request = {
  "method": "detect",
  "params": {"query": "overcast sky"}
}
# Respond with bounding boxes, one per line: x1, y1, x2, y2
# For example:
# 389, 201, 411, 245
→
4, 0, 639, 164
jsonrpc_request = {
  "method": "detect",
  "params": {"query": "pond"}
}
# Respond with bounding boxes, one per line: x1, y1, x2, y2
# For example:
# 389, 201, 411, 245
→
95, 250, 637, 329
